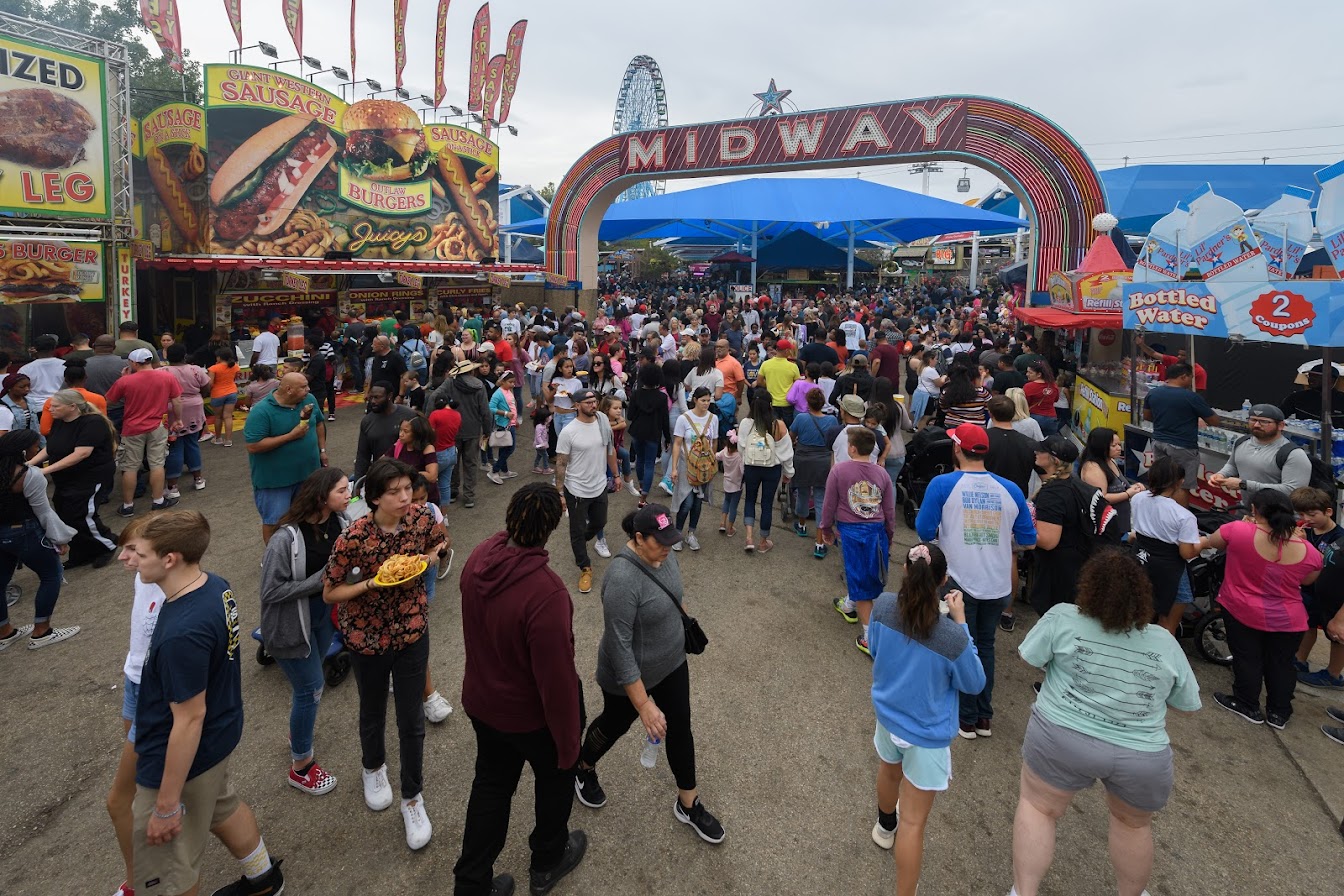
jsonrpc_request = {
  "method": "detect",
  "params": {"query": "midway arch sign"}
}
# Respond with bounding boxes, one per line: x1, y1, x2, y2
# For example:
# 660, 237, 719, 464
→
546, 95, 1107, 297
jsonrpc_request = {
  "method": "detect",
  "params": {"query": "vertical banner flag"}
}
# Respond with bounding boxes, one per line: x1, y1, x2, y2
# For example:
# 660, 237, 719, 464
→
433, 0, 452, 107
467, 3, 491, 111
139, 0, 185, 73
497, 19, 527, 124
481, 54, 505, 137
283, 0, 304, 59
223, 0, 243, 48
349, 0, 358, 80
393, 0, 409, 89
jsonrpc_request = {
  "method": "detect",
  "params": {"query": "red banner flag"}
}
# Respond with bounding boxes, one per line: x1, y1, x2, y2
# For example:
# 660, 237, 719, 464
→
139, 0, 184, 73
283, 0, 303, 58
349, 0, 357, 80
223, 0, 243, 48
393, 0, 409, 89
496, 19, 527, 124
481, 53, 505, 138
466, 3, 490, 111
433, 0, 452, 107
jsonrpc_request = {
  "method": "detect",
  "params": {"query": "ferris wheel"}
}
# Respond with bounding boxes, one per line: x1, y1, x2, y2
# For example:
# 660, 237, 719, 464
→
612, 55, 669, 202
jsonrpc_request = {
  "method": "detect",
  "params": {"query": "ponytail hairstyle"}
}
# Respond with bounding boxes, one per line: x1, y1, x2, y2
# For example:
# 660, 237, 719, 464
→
1250, 488, 1299, 545
0, 429, 39, 490
899, 542, 948, 641
50, 388, 118, 448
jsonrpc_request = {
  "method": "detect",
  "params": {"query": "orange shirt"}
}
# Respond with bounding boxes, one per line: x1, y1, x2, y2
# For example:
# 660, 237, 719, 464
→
39, 388, 107, 436
208, 362, 241, 399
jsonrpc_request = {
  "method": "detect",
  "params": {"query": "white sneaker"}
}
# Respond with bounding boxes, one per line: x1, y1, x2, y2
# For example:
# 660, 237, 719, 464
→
487, 472, 504, 485
401, 794, 433, 850
362, 764, 394, 811
193, 478, 207, 491
594, 537, 611, 558
872, 804, 898, 849
28, 625, 79, 649
199, 431, 213, 442
0, 623, 33, 651
625, 478, 641, 497
686, 531, 700, 551
423, 690, 453, 723
501, 471, 519, 479
672, 541, 683, 552
164, 488, 181, 500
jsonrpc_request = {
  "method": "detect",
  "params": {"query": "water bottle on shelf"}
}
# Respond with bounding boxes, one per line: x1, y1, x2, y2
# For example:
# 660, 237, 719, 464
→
1241, 398, 1252, 418
640, 734, 661, 769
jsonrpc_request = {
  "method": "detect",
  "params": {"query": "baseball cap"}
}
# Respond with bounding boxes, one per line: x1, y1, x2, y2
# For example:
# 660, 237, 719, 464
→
1036, 434, 1079, 463
949, 423, 989, 455
838, 394, 866, 418
127, 348, 154, 363
628, 503, 683, 547
572, 388, 598, 404
776, 338, 794, 351
1248, 403, 1285, 422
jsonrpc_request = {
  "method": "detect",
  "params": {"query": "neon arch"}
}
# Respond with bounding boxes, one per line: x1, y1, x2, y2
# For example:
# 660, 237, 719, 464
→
546, 95, 1107, 296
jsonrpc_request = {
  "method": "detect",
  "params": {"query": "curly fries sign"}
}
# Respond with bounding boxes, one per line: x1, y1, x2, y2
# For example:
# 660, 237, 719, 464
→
1249, 289, 1315, 337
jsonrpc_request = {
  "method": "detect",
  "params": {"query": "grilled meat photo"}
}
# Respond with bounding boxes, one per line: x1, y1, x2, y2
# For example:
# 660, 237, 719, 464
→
0, 88, 96, 169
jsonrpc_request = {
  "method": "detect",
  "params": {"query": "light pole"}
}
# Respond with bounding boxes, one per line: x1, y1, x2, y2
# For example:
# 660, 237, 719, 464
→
306, 62, 349, 83
228, 42, 278, 64
368, 86, 411, 101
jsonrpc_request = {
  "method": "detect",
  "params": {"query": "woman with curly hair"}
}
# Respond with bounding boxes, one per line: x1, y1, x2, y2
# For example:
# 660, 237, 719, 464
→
1011, 548, 1201, 896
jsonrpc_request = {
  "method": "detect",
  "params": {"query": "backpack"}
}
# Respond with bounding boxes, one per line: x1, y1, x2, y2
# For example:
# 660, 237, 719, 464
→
401, 339, 427, 371
685, 417, 718, 486
741, 419, 777, 466
1065, 477, 1123, 554
1231, 435, 1338, 500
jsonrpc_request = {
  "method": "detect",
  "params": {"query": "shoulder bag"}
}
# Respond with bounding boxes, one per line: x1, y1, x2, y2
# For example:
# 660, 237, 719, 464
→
613, 555, 708, 655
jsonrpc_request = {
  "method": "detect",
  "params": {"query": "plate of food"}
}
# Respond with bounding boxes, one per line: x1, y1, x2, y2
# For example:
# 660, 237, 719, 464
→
373, 554, 428, 587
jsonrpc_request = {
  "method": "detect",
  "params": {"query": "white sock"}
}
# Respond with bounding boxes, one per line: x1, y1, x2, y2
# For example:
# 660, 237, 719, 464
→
862, 623, 869, 639
240, 837, 272, 881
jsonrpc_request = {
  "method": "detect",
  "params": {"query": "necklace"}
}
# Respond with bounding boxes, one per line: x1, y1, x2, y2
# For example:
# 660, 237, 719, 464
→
167, 572, 206, 602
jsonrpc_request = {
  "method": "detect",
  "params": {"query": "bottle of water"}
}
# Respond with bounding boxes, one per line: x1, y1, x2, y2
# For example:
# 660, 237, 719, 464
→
639, 735, 661, 769
1241, 398, 1252, 418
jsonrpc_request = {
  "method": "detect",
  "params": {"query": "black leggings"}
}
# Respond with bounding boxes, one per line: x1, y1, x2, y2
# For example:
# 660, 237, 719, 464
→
580, 661, 696, 791
349, 633, 429, 798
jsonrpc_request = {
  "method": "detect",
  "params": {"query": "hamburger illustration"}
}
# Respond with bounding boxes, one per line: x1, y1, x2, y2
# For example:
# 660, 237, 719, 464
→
339, 99, 433, 182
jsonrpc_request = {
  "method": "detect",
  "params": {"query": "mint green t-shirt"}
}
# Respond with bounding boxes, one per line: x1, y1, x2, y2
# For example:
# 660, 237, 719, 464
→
1019, 603, 1201, 752
243, 392, 322, 490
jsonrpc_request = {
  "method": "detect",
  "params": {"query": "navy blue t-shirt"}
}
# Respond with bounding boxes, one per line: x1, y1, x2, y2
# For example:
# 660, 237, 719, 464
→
135, 573, 243, 788
1145, 385, 1213, 449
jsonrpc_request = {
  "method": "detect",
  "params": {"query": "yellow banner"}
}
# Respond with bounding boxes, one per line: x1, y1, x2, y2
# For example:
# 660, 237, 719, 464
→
396, 271, 424, 289
281, 272, 311, 293
140, 102, 206, 148
0, 35, 110, 218
206, 64, 341, 128
486, 272, 510, 288
339, 167, 434, 217
0, 238, 105, 303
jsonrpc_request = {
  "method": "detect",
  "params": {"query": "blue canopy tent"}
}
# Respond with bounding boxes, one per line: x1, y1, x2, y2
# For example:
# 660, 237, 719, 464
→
756, 231, 874, 273
979, 164, 1324, 235
503, 177, 1026, 288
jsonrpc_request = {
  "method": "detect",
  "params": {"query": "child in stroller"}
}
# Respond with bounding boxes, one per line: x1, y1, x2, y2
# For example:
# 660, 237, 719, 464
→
899, 425, 957, 528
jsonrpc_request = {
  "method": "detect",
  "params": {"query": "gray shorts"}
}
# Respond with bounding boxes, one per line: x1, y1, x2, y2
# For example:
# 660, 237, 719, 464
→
1152, 441, 1200, 491
1021, 708, 1174, 812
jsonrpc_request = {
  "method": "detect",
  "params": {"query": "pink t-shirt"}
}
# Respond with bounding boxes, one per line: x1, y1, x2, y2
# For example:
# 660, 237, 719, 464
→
1217, 520, 1322, 631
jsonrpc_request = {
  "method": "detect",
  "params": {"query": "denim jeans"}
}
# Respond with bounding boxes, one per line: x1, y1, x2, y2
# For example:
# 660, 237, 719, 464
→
742, 464, 783, 537
491, 427, 516, 474
722, 489, 742, 524
1032, 414, 1059, 436
884, 457, 905, 487
533, 447, 549, 470
631, 437, 660, 495
794, 485, 824, 521
676, 488, 703, 532
164, 430, 202, 480
436, 446, 458, 504
0, 519, 65, 626
275, 601, 335, 763
955, 587, 1008, 725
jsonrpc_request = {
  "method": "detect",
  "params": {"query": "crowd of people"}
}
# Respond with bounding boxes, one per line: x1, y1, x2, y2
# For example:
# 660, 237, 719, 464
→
7, 279, 1344, 896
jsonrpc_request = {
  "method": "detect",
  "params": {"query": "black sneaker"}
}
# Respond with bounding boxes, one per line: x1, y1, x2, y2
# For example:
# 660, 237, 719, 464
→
1214, 692, 1265, 725
153, 495, 179, 510
573, 767, 606, 809
792, 521, 808, 538
1266, 711, 1289, 731
674, 796, 725, 844
1323, 724, 1344, 746
1032, 681, 1042, 695
529, 830, 587, 895
999, 612, 1015, 633
209, 858, 284, 896
117, 504, 135, 518
1327, 706, 1344, 725
490, 873, 516, 896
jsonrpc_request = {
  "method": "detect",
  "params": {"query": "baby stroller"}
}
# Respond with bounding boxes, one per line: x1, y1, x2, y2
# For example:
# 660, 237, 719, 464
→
252, 603, 353, 688
900, 425, 956, 529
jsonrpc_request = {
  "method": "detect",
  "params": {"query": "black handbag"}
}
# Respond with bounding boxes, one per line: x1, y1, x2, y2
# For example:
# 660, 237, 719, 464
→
613, 556, 708, 655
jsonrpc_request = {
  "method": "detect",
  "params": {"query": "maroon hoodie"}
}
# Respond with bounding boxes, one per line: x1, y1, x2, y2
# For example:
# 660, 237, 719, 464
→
460, 531, 581, 767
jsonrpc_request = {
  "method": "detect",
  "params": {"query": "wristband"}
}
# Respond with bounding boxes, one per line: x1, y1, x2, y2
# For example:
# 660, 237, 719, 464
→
152, 802, 185, 820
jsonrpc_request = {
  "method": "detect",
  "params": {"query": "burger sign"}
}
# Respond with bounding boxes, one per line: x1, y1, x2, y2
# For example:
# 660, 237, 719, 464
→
202, 64, 499, 262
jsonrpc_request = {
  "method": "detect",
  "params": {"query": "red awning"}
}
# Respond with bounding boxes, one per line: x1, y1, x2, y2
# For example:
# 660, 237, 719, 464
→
136, 256, 543, 275
1014, 305, 1122, 330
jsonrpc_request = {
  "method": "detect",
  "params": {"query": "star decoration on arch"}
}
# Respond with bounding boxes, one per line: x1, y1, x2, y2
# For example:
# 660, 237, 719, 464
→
754, 78, 791, 116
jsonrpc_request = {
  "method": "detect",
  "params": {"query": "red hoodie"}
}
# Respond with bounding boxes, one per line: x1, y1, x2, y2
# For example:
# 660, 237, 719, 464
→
460, 531, 581, 766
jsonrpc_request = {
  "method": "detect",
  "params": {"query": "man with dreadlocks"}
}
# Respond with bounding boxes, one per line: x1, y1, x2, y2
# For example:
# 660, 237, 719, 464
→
453, 483, 588, 896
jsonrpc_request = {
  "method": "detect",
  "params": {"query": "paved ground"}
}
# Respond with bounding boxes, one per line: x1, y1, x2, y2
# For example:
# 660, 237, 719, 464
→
4, 410, 1343, 896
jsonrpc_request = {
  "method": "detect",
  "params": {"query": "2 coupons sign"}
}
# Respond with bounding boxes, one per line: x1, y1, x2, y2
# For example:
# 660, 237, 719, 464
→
1247, 289, 1314, 337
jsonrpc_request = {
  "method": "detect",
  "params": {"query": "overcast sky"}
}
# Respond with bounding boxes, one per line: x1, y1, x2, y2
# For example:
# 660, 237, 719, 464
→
171, 0, 1344, 202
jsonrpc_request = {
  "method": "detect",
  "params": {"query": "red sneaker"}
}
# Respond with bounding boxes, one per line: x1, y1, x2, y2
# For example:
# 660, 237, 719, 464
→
113, 883, 134, 896
288, 761, 337, 795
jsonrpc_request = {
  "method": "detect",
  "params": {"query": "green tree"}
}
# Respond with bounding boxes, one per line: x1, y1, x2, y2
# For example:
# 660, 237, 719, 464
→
537, 181, 557, 203
0, 0, 204, 117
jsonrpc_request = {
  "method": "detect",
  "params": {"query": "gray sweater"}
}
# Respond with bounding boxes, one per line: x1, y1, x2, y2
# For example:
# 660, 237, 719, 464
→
1216, 435, 1312, 500
259, 517, 348, 659
596, 549, 688, 694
